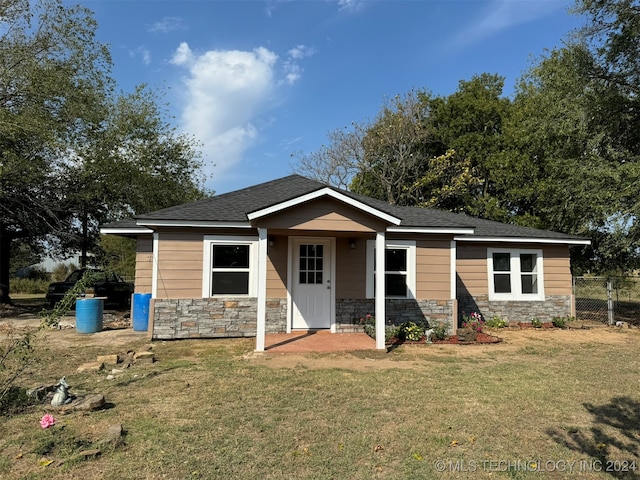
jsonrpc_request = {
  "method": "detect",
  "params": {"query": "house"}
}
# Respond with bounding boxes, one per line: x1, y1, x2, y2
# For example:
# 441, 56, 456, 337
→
100, 175, 590, 351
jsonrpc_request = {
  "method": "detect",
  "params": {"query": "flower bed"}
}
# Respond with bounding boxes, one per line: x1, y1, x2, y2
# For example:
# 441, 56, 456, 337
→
432, 333, 503, 344
385, 332, 503, 345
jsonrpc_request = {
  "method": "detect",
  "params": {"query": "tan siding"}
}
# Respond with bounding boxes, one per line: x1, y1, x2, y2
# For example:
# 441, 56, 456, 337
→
543, 245, 572, 295
156, 233, 203, 299
416, 238, 451, 300
456, 242, 573, 296
134, 237, 153, 294
336, 237, 367, 299
456, 243, 489, 295
266, 235, 287, 297
256, 198, 388, 232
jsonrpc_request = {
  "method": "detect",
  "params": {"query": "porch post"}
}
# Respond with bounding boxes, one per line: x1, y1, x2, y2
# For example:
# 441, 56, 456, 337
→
375, 231, 386, 350
255, 228, 268, 352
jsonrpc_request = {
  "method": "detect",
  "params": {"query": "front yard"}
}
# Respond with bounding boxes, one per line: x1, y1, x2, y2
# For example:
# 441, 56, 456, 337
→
1, 322, 639, 479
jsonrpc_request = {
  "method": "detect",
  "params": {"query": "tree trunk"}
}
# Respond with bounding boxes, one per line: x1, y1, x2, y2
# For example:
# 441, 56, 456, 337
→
0, 223, 13, 304
81, 206, 88, 267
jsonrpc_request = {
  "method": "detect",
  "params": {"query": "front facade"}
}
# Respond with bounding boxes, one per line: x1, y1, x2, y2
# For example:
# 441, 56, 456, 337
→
102, 175, 589, 351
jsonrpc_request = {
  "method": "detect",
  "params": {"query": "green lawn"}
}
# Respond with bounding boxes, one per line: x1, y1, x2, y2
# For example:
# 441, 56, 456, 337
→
1, 327, 639, 479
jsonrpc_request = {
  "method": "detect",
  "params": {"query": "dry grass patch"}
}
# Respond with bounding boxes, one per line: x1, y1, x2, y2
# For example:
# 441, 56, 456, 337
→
1, 327, 639, 479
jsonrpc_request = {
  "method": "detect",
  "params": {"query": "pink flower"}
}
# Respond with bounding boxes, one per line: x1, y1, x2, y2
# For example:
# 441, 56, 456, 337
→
40, 414, 56, 429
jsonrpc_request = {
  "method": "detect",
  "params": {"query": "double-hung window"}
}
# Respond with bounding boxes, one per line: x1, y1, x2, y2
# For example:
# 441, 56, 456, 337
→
366, 240, 416, 299
203, 236, 258, 297
488, 248, 544, 301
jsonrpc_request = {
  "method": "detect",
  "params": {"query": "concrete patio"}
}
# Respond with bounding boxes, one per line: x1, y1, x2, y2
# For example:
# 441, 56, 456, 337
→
264, 330, 376, 353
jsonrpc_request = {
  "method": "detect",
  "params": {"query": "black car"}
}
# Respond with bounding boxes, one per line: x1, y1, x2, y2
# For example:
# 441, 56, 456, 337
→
46, 269, 134, 308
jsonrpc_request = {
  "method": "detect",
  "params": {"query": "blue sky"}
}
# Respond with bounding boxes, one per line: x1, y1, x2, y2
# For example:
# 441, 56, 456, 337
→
79, 0, 583, 194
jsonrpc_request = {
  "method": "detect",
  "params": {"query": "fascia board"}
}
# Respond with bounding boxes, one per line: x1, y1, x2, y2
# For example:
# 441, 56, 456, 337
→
389, 227, 475, 235
247, 187, 402, 225
455, 235, 591, 245
99, 227, 154, 235
136, 220, 252, 228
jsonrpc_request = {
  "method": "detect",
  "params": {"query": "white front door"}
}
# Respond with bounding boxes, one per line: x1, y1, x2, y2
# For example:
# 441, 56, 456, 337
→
292, 238, 333, 329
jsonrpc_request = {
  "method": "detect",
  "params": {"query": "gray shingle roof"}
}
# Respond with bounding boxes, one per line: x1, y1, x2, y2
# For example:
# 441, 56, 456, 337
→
119, 174, 587, 243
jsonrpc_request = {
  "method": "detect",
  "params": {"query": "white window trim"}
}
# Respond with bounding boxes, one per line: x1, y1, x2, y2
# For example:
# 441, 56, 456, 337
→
487, 248, 545, 301
366, 240, 416, 299
202, 236, 259, 298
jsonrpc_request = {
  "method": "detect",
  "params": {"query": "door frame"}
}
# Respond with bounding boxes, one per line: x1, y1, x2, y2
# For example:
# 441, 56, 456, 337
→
287, 236, 336, 333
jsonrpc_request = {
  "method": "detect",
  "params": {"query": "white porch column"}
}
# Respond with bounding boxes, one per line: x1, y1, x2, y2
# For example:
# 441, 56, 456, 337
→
255, 228, 268, 352
450, 240, 457, 335
375, 231, 386, 350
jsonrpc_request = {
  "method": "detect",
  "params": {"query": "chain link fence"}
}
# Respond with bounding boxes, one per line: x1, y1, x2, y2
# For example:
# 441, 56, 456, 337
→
573, 276, 640, 325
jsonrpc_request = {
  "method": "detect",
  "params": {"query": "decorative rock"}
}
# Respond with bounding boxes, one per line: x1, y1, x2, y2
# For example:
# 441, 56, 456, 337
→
99, 424, 124, 447
134, 351, 155, 364
96, 354, 120, 365
457, 328, 477, 343
77, 449, 101, 459
73, 394, 105, 411
27, 385, 54, 402
76, 362, 105, 373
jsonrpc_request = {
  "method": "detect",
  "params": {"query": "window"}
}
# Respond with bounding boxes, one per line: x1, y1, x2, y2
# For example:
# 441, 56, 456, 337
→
299, 244, 323, 285
488, 249, 544, 301
203, 236, 258, 297
366, 240, 416, 299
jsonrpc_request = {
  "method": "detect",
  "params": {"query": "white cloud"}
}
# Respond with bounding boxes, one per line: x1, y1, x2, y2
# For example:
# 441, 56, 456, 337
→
288, 44, 316, 60
170, 43, 280, 184
282, 44, 316, 86
148, 16, 187, 33
129, 46, 151, 65
451, 0, 567, 50
337, 0, 365, 13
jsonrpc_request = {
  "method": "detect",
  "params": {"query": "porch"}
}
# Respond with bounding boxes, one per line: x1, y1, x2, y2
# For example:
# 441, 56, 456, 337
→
264, 330, 376, 353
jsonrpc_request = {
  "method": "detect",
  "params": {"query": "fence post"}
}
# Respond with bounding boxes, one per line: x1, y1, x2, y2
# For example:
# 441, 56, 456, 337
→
607, 278, 614, 326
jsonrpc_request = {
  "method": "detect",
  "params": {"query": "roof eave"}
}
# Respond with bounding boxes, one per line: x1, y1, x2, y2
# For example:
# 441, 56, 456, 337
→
136, 220, 252, 229
454, 235, 591, 245
389, 226, 475, 235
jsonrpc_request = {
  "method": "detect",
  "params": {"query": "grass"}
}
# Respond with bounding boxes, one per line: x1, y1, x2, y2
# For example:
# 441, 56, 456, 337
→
1, 329, 640, 479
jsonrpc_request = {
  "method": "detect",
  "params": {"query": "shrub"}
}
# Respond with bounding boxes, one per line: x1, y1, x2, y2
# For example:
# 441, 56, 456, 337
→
484, 316, 506, 329
430, 323, 449, 341
399, 321, 424, 341
9, 278, 49, 294
552, 316, 573, 328
531, 318, 542, 328
461, 311, 485, 332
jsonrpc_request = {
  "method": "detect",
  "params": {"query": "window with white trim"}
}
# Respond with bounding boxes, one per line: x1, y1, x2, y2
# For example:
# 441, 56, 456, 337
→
203, 236, 258, 297
366, 240, 416, 299
488, 248, 544, 301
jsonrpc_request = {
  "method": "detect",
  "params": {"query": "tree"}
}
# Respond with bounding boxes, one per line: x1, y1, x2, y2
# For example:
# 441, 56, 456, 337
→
56, 85, 206, 267
427, 74, 511, 220
0, 0, 208, 303
0, 0, 113, 303
292, 126, 363, 189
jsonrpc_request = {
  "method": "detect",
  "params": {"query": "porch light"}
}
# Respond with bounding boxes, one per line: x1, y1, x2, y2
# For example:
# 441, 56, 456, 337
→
349, 239, 356, 249
268, 236, 275, 247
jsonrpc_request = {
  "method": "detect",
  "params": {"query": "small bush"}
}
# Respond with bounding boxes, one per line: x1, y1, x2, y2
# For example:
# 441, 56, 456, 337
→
399, 321, 424, 341
552, 316, 573, 328
9, 278, 49, 294
430, 323, 449, 341
531, 318, 543, 328
484, 316, 506, 329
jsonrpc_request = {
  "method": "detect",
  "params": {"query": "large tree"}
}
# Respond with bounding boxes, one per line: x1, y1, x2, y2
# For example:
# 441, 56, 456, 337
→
0, 0, 112, 303
0, 0, 207, 303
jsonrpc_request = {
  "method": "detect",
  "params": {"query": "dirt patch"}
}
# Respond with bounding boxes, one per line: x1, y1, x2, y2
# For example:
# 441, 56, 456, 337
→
247, 323, 639, 370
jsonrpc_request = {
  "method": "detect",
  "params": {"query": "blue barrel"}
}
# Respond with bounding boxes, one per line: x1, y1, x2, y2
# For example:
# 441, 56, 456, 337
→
132, 293, 152, 331
75, 298, 104, 334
